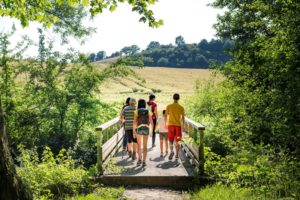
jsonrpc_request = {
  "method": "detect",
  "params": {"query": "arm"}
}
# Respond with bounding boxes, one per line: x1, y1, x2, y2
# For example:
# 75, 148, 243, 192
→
180, 108, 185, 132
155, 118, 160, 132
149, 114, 154, 137
133, 114, 137, 138
154, 105, 158, 119
165, 106, 169, 128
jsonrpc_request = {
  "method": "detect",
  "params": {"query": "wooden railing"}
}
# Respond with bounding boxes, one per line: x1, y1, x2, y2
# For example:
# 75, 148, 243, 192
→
182, 117, 205, 175
95, 117, 122, 175
95, 116, 205, 175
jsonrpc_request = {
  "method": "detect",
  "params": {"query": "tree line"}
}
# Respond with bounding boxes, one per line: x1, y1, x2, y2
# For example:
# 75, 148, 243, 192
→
89, 36, 234, 68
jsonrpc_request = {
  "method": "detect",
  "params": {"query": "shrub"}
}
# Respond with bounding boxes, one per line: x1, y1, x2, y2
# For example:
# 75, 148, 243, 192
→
191, 184, 253, 200
17, 146, 91, 199
186, 78, 300, 199
66, 187, 125, 200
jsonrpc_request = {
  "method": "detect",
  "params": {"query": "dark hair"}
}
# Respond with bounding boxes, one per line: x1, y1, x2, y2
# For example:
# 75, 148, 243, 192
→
125, 97, 130, 105
163, 110, 166, 115
149, 94, 156, 101
137, 99, 146, 109
173, 93, 180, 100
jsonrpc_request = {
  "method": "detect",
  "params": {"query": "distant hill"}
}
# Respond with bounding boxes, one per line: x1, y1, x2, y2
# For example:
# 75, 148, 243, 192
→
89, 37, 234, 68
95, 56, 120, 64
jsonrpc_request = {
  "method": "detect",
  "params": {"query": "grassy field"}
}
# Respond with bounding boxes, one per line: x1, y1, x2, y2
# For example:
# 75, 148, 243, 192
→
96, 64, 217, 111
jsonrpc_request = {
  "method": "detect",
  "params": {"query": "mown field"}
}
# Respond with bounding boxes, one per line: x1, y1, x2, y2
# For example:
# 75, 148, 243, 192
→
96, 64, 216, 111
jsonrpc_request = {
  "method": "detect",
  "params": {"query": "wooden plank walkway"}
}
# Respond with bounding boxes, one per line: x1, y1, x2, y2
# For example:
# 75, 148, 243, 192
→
100, 133, 195, 189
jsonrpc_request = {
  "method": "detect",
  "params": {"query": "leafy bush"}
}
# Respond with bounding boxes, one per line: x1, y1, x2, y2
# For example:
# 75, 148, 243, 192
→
186, 78, 300, 199
17, 146, 92, 199
191, 184, 253, 200
66, 187, 125, 200
151, 88, 162, 93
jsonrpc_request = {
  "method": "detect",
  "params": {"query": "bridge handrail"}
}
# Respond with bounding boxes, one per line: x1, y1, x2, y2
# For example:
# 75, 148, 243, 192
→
185, 117, 205, 130
183, 116, 205, 175
95, 117, 120, 131
95, 116, 205, 175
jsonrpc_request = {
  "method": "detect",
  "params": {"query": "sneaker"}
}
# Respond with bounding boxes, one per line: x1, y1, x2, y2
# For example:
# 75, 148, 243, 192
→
137, 160, 142, 166
152, 144, 156, 148
169, 151, 174, 160
142, 161, 146, 167
175, 155, 179, 160
132, 152, 136, 160
165, 151, 168, 156
160, 152, 163, 157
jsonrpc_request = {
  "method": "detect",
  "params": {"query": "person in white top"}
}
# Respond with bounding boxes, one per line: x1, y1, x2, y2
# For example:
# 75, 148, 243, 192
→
156, 110, 168, 157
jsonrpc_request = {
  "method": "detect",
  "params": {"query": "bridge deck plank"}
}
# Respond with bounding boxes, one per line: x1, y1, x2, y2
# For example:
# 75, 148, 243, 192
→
104, 133, 194, 177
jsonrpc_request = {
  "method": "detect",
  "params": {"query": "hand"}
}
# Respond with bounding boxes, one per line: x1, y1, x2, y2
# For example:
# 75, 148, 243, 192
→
133, 133, 137, 139
181, 127, 186, 133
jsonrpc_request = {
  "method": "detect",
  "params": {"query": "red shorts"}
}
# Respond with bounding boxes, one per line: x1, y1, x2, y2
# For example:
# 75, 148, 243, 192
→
168, 125, 182, 142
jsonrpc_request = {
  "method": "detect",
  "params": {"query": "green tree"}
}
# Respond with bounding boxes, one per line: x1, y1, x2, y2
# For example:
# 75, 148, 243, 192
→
96, 50, 106, 61
212, 0, 300, 153
121, 45, 140, 56
89, 52, 96, 62
146, 41, 160, 51
157, 57, 169, 66
0, 1, 163, 199
0, 0, 163, 29
175, 35, 185, 46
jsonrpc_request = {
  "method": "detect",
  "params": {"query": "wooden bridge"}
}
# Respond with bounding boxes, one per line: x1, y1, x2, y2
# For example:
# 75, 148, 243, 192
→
95, 117, 205, 189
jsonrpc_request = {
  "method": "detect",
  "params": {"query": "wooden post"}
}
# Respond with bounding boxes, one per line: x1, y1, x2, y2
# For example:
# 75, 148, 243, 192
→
96, 128, 103, 175
115, 124, 119, 153
198, 129, 205, 175
188, 123, 193, 137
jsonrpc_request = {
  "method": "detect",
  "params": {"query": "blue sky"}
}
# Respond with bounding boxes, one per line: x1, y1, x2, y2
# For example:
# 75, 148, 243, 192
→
0, 0, 223, 56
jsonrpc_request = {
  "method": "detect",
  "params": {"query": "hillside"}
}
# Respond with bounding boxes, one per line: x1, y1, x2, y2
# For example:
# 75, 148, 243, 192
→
97, 64, 217, 110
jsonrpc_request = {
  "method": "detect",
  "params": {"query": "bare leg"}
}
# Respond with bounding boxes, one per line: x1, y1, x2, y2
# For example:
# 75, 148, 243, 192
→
142, 135, 149, 161
133, 142, 137, 154
127, 142, 132, 154
165, 138, 168, 153
175, 141, 180, 157
169, 141, 174, 152
160, 137, 163, 153
136, 135, 142, 161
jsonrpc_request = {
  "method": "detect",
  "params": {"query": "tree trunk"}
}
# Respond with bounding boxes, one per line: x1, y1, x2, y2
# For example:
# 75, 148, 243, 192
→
0, 96, 32, 200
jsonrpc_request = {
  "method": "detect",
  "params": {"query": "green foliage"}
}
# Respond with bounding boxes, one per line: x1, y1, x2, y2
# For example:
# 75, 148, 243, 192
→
151, 88, 161, 93
187, 79, 300, 199
187, 3, 300, 199
0, 29, 133, 168
121, 38, 233, 68
0, 0, 163, 31
190, 184, 253, 200
212, 0, 300, 154
66, 187, 125, 200
17, 146, 90, 199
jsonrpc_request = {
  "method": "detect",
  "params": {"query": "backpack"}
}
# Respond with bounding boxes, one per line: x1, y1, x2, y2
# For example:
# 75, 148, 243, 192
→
137, 108, 150, 134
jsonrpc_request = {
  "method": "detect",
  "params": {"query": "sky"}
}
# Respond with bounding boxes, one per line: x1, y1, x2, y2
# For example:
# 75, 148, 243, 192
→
0, 0, 223, 56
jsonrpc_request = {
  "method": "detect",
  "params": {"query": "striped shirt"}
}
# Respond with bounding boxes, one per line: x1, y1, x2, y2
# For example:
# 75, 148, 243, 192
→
121, 105, 136, 130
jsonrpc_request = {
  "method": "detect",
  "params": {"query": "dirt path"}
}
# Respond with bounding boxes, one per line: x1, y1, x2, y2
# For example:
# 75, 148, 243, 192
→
123, 187, 189, 200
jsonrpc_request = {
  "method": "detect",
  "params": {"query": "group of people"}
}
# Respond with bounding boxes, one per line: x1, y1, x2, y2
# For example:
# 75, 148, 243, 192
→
120, 93, 185, 167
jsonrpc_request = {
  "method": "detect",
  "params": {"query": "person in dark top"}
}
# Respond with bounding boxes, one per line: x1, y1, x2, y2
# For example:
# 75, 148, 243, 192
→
121, 97, 131, 151
133, 99, 153, 167
147, 94, 158, 147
